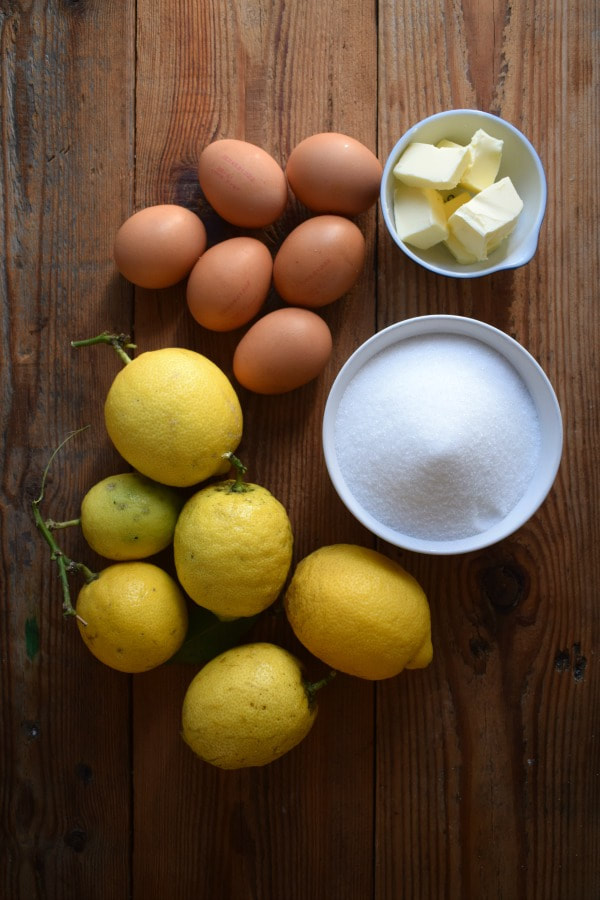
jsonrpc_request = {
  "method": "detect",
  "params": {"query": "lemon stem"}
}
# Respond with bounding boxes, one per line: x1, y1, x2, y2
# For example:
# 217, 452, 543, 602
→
222, 452, 251, 493
304, 669, 337, 709
71, 331, 136, 365
32, 428, 97, 622
46, 518, 81, 530
32, 503, 94, 622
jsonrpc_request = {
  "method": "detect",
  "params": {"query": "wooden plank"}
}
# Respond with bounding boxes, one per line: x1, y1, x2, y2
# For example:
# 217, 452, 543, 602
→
376, 0, 600, 897
1, 2, 135, 897
129, 0, 379, 897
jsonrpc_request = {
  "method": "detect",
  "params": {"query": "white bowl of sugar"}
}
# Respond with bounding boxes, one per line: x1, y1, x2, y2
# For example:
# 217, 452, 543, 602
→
323, 315, 563, 555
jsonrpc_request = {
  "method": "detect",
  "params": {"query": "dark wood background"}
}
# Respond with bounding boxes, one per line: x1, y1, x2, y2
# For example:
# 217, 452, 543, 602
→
2, 1, 598, 897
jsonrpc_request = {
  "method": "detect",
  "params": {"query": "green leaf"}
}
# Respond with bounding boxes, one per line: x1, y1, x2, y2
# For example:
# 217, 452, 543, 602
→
168, 604, 260, 665
25, 617, 40, 661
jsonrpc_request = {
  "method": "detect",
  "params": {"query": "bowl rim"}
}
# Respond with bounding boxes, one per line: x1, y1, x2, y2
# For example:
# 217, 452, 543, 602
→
380, 109, 548, 279
322, 314, 563, 555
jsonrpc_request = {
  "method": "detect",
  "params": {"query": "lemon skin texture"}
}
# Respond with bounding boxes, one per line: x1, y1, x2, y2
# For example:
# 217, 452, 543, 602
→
284, 544, 433, 680
173, 480, 293, 618
75, 562, 189, 673
80, 472, 184, 560
104, 348, 243, 487
181, 642, 317, 769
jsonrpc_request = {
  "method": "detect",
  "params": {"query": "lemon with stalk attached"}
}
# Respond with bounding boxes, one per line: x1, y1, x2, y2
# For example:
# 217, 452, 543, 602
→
72, 333, 243, 488
173, 454, 293, 619
181, 642, 334, 769
75, 561, 189, 673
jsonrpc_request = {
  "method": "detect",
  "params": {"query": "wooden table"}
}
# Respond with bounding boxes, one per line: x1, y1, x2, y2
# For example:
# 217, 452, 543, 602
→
2, 1, 598, 897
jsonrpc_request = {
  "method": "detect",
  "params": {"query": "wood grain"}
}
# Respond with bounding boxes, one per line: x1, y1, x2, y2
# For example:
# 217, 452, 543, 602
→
377, 1, 600, 898
1, 0, 598, 898
1, 2, 136, 899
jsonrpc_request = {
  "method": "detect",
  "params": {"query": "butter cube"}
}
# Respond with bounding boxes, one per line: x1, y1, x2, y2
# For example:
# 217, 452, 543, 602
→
437, 139, 464, 150
436, 143, 469, 200
460, 129, 503, 193
438, 187, 463, 202
393, 142, 470, 190
444, 232, 479, 264
442, 191, 471, 219
442, 192, 476, 262
447, 177, 523, 260
393, 183, 448, 250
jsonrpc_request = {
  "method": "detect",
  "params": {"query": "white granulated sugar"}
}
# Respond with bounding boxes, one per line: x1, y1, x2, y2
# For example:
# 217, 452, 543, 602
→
334, 333, 541, 541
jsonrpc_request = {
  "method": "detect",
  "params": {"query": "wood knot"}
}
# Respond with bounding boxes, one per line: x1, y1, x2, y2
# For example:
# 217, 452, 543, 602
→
479, 563, 527, 613
75, 762, 93, 785
64, 827, 87, 853
170, 165, 202, 209
61, 0, 89, 15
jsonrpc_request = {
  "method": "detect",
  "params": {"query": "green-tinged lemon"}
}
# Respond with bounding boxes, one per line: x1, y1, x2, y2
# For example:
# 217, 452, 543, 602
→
80, 471, 184, 560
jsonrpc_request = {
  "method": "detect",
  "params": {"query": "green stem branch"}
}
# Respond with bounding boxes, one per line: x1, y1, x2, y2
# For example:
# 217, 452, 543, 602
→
32, 502, 94, 621
32, 427, 97, 622
71, 331, 135, 365
222, 452, 251, 492
46, 518, 81, 530
305, 669, 337, 709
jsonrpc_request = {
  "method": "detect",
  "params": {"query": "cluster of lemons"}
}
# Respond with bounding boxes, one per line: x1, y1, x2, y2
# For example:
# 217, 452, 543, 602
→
36, 333, 433, 770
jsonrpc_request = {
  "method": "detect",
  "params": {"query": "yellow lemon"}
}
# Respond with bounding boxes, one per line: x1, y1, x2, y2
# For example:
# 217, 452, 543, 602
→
181, 642, 318, 769
80, 471, 184, 560
284, 543, 433, 680
75, 562, 188, 673
173, 467, 293, 619
104, 348, 243, 487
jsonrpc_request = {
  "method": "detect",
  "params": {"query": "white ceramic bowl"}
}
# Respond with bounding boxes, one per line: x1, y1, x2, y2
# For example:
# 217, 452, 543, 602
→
323, 315, 563, 555
380, 109, 547, 278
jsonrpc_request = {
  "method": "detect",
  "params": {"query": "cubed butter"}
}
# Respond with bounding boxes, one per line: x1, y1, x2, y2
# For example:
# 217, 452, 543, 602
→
393, 183, 448, 250
444, 232, 479, 264
442, 192, 476, 261
436, 143, 470, 201
447, 176, 523, 260
393, 142, 470, 190
460, 129, 503, 193
438, 187, 464, 201
442, 191, 472, 219
437, 139, 464, 150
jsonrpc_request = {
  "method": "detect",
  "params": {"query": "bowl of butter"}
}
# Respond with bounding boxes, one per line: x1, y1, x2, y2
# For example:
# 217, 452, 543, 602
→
380, 109, 547, 278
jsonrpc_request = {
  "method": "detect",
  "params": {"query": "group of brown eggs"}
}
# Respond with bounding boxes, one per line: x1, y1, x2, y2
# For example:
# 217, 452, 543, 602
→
113, 134, 383, 394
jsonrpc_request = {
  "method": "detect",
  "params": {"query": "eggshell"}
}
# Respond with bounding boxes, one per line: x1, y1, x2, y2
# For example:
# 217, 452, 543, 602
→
186, 237, 273, 332
286, 133, 383, 215
273, 215, 366, 308
113, 204, 207, 289
233, 307, 333, 395
198, 139, 288, 228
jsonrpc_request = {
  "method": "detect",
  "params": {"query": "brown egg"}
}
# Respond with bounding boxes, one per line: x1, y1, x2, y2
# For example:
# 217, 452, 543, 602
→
233, 307, 333, 395
113, 204, 207, 289
273, 215, 366, 308
186, 237, 273, 332
286, 133, 383, 215
198, 139, 288, 228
